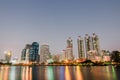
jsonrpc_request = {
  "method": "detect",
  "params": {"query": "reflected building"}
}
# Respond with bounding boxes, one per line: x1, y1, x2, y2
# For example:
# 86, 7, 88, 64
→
77, 36, 85, 58
21, 42, 40, 63
40, 44, 51, 63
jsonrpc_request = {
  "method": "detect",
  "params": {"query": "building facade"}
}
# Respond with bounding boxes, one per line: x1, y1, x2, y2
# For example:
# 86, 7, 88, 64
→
91, 33, 101, 55
40, 44, 51, 63
75, 33, 101, 60
21, 42, 40, 63
66, 37, 74, 60
84, 34, 92, 58
77, 36, 85, 58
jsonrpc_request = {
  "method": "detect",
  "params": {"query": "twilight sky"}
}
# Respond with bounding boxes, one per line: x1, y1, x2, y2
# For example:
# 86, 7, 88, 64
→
0, 0, 120, 59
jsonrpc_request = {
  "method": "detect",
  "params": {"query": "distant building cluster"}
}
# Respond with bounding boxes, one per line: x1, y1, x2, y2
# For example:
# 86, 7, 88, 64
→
21, 33, 102, 63
58, 33, 101, 62
21, 42, 40, 63
0, 33, 113, 64
78, 33, 101, 60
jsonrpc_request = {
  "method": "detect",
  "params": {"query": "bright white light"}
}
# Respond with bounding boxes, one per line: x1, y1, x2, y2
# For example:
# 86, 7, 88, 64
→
4, 51, 7, 54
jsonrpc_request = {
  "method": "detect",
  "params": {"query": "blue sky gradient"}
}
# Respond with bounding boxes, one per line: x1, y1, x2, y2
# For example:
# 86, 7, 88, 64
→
0, 0, 120, 59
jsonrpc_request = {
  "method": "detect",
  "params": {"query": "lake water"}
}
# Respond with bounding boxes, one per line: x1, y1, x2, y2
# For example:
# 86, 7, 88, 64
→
0, 65, 120, 80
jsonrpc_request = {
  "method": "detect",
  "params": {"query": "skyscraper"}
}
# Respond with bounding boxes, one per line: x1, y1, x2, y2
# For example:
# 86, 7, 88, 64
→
25, 44, 31, 63
84, 33, 101, 60
21, 44, 31, 61
84, 34, 92, 58
65, 47, 74, 60
77, 36, 85, 58
67, 37, 73, 48
66, 37, 74, 60
91, 33, 100, 55
21, 42, 40, 63
31, 42, 39, 62
40, 44, 50, 63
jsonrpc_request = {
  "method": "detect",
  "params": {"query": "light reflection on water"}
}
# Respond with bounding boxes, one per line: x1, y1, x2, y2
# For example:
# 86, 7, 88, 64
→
45, 66, 54, 80
65, 66, 71, 80
75, 66, 83, 80
0, 65, 119, 80
21, 66, 32, 80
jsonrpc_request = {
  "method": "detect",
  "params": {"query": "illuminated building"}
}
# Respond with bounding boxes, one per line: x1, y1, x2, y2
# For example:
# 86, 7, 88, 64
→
21, 42, 40, 63
25, 44, 31, 63
83, 33, 101, 60
40, 44, 51, 63
67, 37, 73, 48
59, 50, 66, 62
65, 47, 74, 60
66, 37, 74, 60
4, 51, 12, 63
77, 36, 85, 58
91, 33, 101, 55
30, 42, 39, 62
84, 34, 92, 58
103, 55, 111, 62
21, 49, 26, 60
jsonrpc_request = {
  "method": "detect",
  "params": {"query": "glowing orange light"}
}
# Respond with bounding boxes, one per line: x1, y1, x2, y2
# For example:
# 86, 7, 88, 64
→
65, 66, 71, 80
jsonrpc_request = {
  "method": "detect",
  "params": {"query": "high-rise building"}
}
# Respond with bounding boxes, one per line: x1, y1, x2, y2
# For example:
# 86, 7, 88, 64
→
85, 34, 92, 58
30, 42, 39, 62
66, 37, 74, 60
25, 44, 31, 63
21, 42, 40, 63
91, 33, 100, 55
59, 50, 66, 62
65, 47, 74, 60
67, 37, 73, 48
77, 36, 85, 58
40, 44, 50, 63
21, 49, 26, 60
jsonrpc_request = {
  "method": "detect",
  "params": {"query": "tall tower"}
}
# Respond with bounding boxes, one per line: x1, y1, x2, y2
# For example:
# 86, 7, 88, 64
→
31, 42, 39, 62
40, 44, 50, 63
21, 49, 26, 60
77, 36, 85, 58
67, 37, 73, 48
85, 34, 91, 58
66, 37, 74, 60
91, 33, 100, 55
21, 42, 40, 63
25, 44, 31, 63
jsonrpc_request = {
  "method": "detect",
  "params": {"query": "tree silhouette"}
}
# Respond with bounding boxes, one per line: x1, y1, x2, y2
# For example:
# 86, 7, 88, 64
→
111, 51, 120, 62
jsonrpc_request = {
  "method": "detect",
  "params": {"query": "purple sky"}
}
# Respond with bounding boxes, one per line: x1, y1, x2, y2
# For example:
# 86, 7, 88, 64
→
0, 0, 120, 59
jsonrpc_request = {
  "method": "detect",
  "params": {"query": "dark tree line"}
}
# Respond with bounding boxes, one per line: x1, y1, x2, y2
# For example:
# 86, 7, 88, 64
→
111, 51, 120, 62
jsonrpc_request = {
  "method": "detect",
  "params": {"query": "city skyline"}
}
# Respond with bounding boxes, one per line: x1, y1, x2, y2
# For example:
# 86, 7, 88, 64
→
0, 0, 120, 59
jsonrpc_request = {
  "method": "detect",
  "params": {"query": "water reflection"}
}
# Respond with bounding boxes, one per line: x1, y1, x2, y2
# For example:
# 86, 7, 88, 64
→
0, 65, 119, 80
75, 66, 83, 80
112, 66, 117, 79
21, 66, 32, 80
1, 66, 10, 80
45, 66, 54, 80
65, 66, 71, 80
